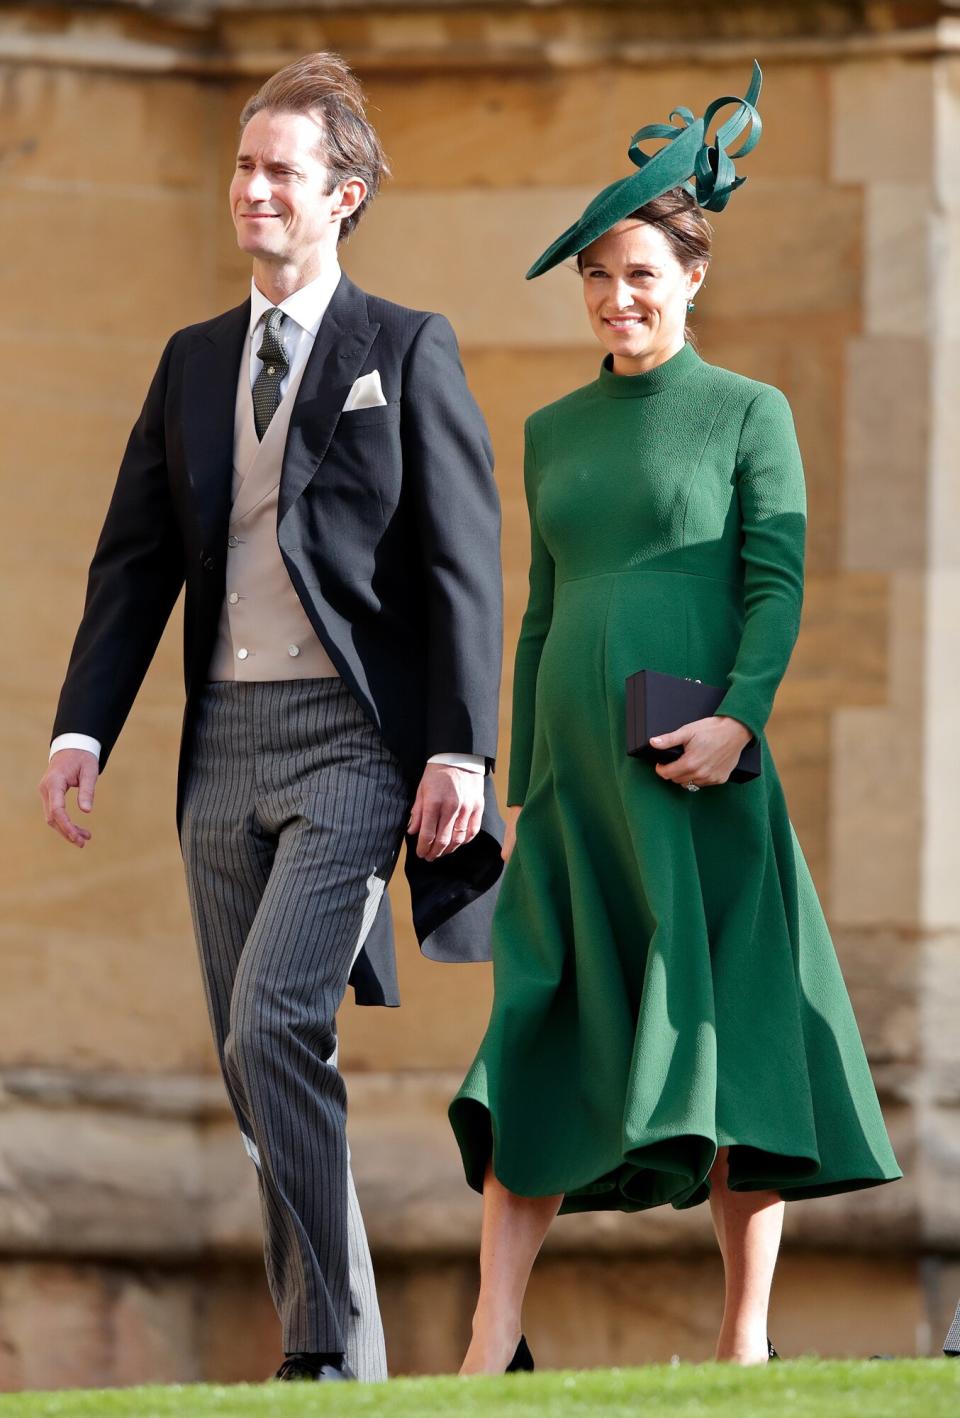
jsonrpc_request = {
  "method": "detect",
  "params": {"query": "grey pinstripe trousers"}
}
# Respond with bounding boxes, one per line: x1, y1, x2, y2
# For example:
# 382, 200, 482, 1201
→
180, 678, 410, 1376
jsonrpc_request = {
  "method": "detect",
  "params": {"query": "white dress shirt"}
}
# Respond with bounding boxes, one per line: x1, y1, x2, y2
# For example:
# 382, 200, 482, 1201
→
51, 266, 484, 774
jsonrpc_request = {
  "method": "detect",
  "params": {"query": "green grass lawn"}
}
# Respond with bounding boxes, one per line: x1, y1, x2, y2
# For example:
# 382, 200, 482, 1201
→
2, 1361, 957, 1418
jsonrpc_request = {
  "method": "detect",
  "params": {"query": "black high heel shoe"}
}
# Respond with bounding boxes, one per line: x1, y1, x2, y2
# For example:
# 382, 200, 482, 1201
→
767, 1338, 780, 1361
506, 1334, 535, 1373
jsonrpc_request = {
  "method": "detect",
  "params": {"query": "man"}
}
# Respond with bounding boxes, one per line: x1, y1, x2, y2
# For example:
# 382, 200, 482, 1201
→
39, 52, 503, 1383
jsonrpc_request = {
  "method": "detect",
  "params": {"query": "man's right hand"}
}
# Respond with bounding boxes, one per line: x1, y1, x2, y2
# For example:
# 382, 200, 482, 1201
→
39, 750, 99, 847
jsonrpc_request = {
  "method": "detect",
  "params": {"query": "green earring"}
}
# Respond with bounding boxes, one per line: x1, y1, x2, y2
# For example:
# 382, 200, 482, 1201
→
687, 299, 696, 312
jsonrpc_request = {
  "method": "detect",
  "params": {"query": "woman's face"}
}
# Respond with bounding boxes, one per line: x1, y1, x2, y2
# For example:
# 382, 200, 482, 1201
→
580, 219, 706, 372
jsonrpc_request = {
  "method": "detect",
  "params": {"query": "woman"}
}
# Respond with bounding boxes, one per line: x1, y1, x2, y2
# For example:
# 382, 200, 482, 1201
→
449, 63, 901, 1373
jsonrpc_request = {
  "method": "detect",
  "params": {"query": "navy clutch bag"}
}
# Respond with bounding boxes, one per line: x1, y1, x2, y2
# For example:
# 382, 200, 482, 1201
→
625, 668, 761, 783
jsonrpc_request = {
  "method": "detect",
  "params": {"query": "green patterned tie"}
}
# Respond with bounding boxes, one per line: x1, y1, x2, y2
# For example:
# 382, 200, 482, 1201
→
252, 307, 289, 440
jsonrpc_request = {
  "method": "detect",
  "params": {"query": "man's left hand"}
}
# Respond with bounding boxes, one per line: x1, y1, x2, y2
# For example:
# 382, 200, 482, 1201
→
408, 763, 485, 861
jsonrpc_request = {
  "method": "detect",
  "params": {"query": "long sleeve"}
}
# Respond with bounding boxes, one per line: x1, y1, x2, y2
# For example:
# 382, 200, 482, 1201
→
401, 313, 503, 768
714, 386, 806, 742
506, 418, 556, 805
50, 334, 185, 770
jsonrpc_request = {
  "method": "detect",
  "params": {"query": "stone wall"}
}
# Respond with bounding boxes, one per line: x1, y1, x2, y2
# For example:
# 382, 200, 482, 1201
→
2, 0, 958, 1387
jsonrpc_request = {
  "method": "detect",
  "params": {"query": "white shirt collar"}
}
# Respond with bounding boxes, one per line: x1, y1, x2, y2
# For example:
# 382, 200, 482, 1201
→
248, 262, 342, 340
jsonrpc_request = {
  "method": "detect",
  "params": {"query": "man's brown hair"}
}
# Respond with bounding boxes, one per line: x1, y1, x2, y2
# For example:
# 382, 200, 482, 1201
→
239, 52, 390, 240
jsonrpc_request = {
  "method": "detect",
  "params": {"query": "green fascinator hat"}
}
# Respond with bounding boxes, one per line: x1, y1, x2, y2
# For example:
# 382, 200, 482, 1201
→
526, 61, 763, 279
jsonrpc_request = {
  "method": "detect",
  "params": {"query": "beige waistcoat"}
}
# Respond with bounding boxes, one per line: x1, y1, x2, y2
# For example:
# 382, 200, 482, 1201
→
207, 356, 339, 682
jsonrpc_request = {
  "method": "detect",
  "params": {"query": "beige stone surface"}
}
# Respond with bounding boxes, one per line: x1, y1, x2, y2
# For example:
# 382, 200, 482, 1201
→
2, 188, 216, 339
365, 61, 829, 193
0, 1066, 919, 1267
780, 573, 889, 714
923, 571, 960, 924
923, 337, 960, 923
341, 179, 861, 346
936, 59, 960, 211
829, 566, 926, 927
2, 64, 209, 191
832, 927, 920, 1066
0, 1261, 200, 1391
831, 58, 935, 186
0, 1247, 934, 1389
843, 338, 930, 574
830, 704, 923, 927
767, 709, 830, 897
864, 184, 933, 339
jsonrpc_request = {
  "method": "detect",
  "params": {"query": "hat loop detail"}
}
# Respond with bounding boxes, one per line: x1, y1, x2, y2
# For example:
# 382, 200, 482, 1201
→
627, 61, 763, 214
525, 61, 764, 279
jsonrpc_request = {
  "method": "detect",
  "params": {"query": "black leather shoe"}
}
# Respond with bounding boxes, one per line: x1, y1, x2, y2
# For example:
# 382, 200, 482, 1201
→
506, 1334, 535, 1373
767, 1338, 780, 1361
274, 1354, 356, 1381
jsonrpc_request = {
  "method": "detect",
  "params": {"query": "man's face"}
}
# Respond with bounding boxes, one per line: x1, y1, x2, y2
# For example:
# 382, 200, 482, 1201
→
230, 108, 345, 265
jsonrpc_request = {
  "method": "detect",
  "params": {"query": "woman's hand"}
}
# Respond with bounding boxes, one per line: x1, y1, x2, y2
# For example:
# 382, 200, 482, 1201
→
501, 804, 522, 863
651, 715, 754, 790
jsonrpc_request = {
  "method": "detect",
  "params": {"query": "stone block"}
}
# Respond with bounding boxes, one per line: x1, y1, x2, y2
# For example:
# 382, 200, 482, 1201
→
0, 1261, 198, 1392
783, 328, 847, 575
925, 1256, 960, 1353
367, 61, 828, 192
0, 1247, 932, 1391
0, 1101, 208, 1256
920, 932, 960, 1082
917, 1101, 960, 1248
843, 338, 930, 574
0, 187, 216, 343
930, 342, 960, 567
376, 1251, 924, 1372
830, 704, 923, 927
338, 902, 495, 1072
707, 180, 862, 323
830, 926, 920, 1066
0, 331, 164, 417
344, 180, 861, 347
936, 59, 960, 214
922, 570, 960, 925
779, 572, 889, 716
832, 58, 935, 186
193, 1261, 278, 1384
344, 186, 597, 347
1, 65, 208, 191
864, 184, 932, 339
2, 664, 209, 1072
376, 1257, 477, 1377
766, 709, 830, 900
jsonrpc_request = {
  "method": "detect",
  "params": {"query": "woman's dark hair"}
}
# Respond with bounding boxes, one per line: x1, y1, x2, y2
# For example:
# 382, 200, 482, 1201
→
576, 187, 713, 273
239, 52, 390, 241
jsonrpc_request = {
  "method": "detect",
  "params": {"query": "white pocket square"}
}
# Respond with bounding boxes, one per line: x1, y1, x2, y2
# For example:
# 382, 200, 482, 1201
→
342, 370, 387, 412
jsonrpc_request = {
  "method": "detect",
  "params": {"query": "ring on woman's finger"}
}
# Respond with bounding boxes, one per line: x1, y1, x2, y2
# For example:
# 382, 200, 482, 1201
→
684, 783, 700, 793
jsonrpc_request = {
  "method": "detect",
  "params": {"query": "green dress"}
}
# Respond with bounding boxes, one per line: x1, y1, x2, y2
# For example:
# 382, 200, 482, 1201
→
449, 342, 901, 1212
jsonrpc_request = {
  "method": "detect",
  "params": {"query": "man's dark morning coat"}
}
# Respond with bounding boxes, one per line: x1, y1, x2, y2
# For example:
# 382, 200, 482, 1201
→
52, 273, 505, 1005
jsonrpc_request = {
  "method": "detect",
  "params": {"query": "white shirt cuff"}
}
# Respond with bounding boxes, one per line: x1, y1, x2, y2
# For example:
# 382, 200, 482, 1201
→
427, 752, 486, 774
49, 734, 102, 762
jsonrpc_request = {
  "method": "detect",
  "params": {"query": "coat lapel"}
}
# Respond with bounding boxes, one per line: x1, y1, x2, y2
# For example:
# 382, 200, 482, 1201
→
278, 274, 380, 524
181, 301, 249, 545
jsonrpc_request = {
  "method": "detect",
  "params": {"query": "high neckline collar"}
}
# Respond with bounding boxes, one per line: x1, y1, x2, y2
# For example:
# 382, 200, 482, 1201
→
597, 340, 701, 398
